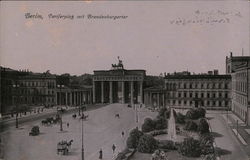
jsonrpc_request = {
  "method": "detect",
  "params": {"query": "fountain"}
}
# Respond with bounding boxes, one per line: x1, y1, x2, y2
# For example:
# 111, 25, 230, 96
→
167, 107, 176, 141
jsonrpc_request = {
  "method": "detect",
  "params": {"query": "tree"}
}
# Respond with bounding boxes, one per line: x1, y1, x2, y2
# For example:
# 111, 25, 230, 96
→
197, 118, 210, 134
184, 120, 198, 131
126, 128, 144, 149
175, 112, 186, 124
141, 118, 155, 133
197, 107, 206, 118
137, 134, 158, 153
199, 133, 214, 155
178, 138, 201, 157
154, 117, 168, 130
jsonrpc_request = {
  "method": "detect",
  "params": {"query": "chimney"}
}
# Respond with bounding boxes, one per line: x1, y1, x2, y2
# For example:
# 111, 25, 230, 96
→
208, 71, 213, 75
214, 69, 219, 75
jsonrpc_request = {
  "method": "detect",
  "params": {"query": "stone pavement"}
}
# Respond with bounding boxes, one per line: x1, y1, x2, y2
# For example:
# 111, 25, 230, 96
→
221, 111, 250, 158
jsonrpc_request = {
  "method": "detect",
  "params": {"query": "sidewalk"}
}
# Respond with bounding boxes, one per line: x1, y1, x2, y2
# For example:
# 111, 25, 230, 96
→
222, 112, 250, 157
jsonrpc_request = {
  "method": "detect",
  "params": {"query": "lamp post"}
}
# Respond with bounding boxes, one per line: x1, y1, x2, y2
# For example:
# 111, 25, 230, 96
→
13, 83, 20, 128
57, 84, 64, 132
80, 105, 86, 160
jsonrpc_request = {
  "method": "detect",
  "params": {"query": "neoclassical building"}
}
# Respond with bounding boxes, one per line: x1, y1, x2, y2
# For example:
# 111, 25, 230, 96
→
227, 53, 250, 125
164, 71, 231, 110
55, 85, 92, 106
92, 59, 145, 104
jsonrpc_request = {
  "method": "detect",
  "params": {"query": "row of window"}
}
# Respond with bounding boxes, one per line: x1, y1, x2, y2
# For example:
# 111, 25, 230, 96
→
14, 89, 55, 95
166, 91, 229, 99
19, 81, 56, 88
165, 82, 229, 90
169, 100, 229, 106
233, 94, 248, 106
232, 81, 247, 93
13, 97, 55, 103
233, 104, 246, 120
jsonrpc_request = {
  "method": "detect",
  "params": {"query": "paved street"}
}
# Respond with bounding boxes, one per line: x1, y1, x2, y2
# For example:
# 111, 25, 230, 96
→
207, 110, 249, 160
1, 104, 156, 160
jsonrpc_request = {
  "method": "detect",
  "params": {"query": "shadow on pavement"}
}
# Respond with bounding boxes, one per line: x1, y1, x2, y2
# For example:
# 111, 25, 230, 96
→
206, 117, 214, 120
211, 132, 224, 138
66, 148, 79, 156
215, 147, 232, 156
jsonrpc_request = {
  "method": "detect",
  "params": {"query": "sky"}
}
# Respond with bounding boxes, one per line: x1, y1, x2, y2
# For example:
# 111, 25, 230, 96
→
0, 1, 249, 76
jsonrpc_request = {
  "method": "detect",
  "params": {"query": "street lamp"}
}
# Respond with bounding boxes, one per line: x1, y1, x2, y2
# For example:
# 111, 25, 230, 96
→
80, 105, 86, 160
13, 83, 20, 128
57, 84, 64, 132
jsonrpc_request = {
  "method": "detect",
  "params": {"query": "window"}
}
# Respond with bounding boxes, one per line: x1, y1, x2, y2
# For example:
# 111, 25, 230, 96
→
225, 101, 228, 106
195, 93, 198, 98
207, 93, 210, 98
213, 101, 216, 106
184, 92, 187, 98
184, 83, 186, 89
178, 100, 181, 105
213, 93, 216, 98
201, 83, 204, 89
178, 92, 181, 98
190, 83, 192, 89
207, 101, 210, 106
219, 93, 222, 98
184, 101, 187, 105
190, 92, 193, 98
201, 93, 204, 98
225, 93, 228, 98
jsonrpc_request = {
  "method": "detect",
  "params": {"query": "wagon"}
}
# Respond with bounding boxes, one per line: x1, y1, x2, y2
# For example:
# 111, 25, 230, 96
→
57, 141, 69, 155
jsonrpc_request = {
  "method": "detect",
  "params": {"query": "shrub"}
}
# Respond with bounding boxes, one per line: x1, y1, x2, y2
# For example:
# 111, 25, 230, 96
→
154, 117, 168, 130
158, 140, 177, 150
178, 137, 201, 157
202, 154, 216, 160
197, 107, 206, 118
142, 118, 155, 133
184, 120, 198, 131
30, 126, 40, 136
176, 112, 186, 124
199, 133, 214, 155
186, 109, 200, 120
137, 134, 158, 153
198, 118, 210, 134
149, 130, 167, 137
158, 107, 169, 118
126, 128, 143, 149
186, 108, 206, 120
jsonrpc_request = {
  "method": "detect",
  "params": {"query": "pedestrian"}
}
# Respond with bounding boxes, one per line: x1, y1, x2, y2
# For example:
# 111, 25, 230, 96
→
67, 123, 69, 127
121, 131, 124, 137
112, 144, 116, 153
99, 149, 103, 159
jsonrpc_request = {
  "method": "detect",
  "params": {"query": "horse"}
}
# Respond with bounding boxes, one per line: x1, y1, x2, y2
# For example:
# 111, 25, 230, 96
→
66, 140, 73, 149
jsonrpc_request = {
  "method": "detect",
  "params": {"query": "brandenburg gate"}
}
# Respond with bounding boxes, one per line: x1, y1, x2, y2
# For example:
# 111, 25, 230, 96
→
92, 58, 146, 104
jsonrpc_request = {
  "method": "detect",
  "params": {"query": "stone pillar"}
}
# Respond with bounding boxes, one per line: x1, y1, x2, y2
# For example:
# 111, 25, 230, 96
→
109, 81, 113, 103
162, 93, 165, 107
65, 92, 68, 106
101, 81, 104, 103
93, 81, 96, 104
157, 93, 160, 108
122, 81, 125, 103
74, 92, 76, 105
69, 92, 72, 106
130, 81, 134, 105
139, 81, 143, 104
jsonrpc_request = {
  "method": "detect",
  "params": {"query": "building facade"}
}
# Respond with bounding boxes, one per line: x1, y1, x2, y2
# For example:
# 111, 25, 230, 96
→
16, 71, 57, 108
56, 85, 92, 106
92, 59, 145, 104
227, 53, 250, 125
144, 86, 166, 108
164, 72, 231, 110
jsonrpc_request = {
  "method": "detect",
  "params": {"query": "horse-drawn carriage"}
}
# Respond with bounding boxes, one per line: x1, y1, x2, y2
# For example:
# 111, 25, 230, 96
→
41, 115, 61, 125
57, 140, 73, 155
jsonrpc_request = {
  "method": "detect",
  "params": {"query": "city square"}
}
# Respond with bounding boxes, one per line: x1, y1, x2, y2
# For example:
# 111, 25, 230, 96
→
1, 1, 250, 160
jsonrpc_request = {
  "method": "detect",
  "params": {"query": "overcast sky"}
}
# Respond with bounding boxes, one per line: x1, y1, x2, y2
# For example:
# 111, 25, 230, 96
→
0, 1, 249, 76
